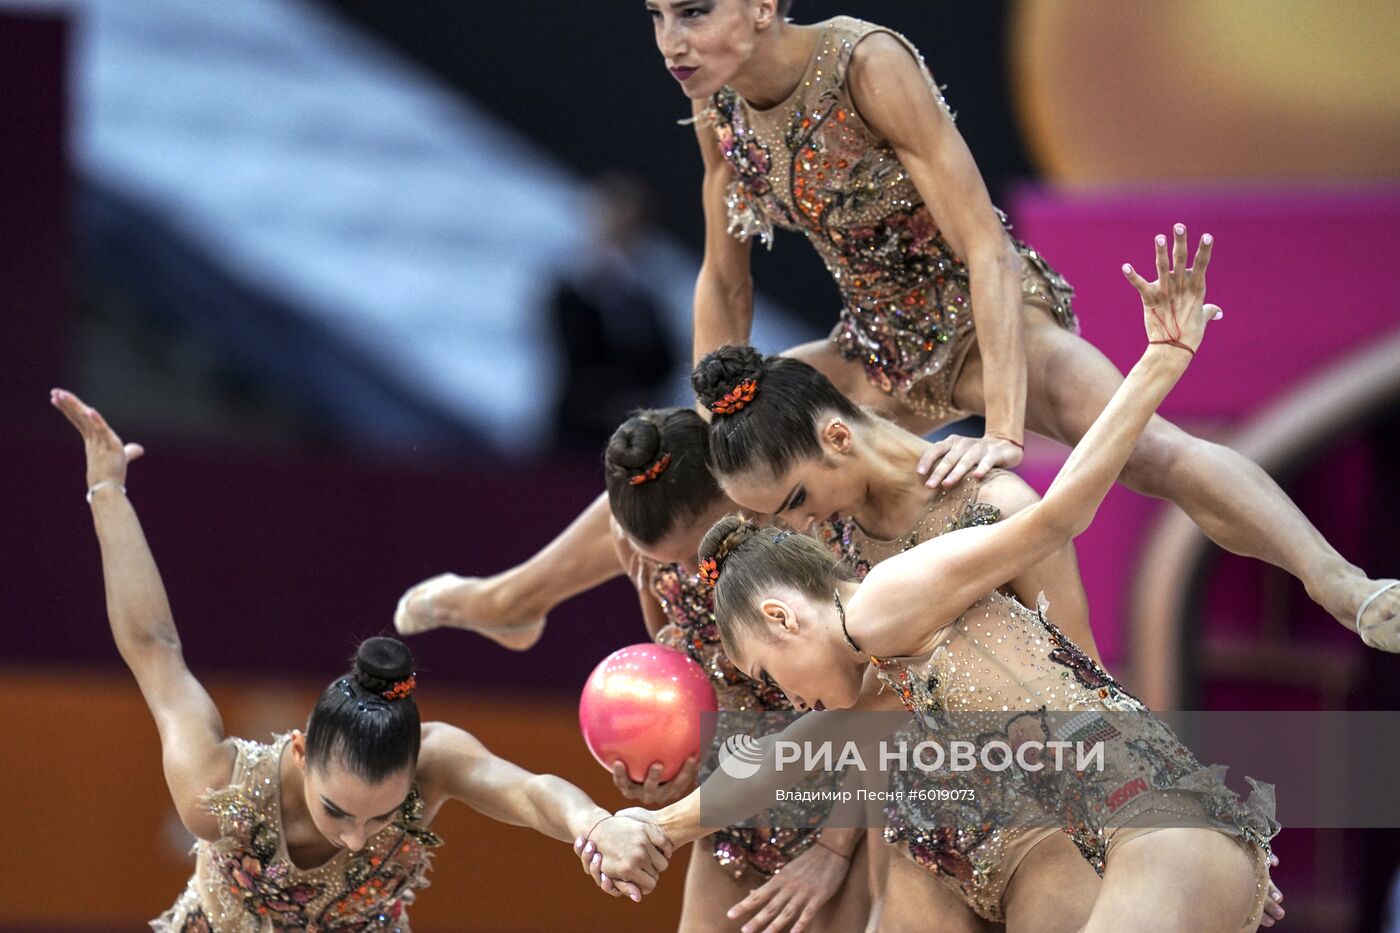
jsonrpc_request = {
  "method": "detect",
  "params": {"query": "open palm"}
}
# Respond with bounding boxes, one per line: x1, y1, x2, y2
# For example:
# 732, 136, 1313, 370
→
1122, 224, 1220, 355
50, 388, 144, 488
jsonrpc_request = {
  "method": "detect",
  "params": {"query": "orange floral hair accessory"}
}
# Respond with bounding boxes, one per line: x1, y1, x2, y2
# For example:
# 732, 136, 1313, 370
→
708, 379, 758, 415
698, 557, 721, 586
382, 675, 417, 701
628, 452, 672, 486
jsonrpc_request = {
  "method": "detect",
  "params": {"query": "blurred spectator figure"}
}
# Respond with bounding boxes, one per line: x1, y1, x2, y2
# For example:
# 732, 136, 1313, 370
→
549, 172, 677, 452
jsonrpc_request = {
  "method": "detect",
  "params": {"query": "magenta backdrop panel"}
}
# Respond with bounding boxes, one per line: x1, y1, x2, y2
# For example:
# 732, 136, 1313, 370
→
1005, 186, 1400, 669
1010, 187, 1400, 419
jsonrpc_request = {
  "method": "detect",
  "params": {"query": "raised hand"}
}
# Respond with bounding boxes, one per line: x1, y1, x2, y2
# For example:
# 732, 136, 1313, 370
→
50, 388, 144, 490
915, 433, 1023, 489
1122, 223, 1221, 358
611, 757, 699, 806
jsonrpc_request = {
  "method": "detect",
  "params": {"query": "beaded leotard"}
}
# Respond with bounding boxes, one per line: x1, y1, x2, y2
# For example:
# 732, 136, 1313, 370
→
864, 592, 1278, 928
651, 564, 821, 880
822, 478, 1277, 925
820, 475, 1060, 921
153, 734, 440, 933
704, 17, 1076, 424
817, 473, 1001, 580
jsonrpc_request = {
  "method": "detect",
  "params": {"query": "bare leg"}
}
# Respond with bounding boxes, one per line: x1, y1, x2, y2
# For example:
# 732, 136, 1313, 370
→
678, 850, 752, 933
875, 849, 997, 933
391, 340, 942, 654
864, 828, 890, 933
1000, 831, 1101, 933
951, 311, 1400, 642
1081, 829, 1262, 933
394, 492, 622, 650
394, 339, 934, 653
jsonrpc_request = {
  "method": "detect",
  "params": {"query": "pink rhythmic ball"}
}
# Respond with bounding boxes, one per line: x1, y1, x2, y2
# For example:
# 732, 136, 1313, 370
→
579, 643, 718, 783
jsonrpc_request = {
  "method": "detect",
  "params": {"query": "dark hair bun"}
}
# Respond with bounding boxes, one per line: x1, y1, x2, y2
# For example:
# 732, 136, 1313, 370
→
605, 415, 664, 473
353, 637, 414, 693
692, 345, 765, 411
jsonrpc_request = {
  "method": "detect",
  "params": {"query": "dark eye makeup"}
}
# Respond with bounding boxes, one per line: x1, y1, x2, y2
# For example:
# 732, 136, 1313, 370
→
649, 1, 712, 18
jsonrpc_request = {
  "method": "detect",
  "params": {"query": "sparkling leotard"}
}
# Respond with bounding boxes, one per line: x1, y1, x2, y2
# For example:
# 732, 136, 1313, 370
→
820, 475, 1062, 921
867, 593, 1278, 928
153, 734, 440, 933
704, 17, 1077, 423
823, 479, 1276, 925
651, 564, 821, 880
817, 474, 1000, 579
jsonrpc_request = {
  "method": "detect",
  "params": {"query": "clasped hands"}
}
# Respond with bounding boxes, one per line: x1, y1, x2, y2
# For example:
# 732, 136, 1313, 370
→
571, 809, 673, 904
574, 801, 857, 933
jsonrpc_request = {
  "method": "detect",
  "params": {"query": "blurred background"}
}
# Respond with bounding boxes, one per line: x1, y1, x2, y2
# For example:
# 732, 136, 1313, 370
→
3, 0, 1398, 929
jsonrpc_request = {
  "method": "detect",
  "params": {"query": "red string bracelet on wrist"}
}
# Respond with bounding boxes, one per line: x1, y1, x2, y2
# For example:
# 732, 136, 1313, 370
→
991, 434, 1024, 451
584, 815, 613, 843
815, 837, 853, 859
1148, 338, 1196, 357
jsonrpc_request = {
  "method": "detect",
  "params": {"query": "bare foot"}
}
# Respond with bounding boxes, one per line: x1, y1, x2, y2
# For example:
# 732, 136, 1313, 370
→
1356, 579, 1400, 652
394, 573, 546, 651
1312, 569, 1400, 651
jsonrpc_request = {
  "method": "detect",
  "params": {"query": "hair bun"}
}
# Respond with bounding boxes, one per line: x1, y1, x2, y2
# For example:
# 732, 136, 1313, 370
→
698, 513, 759, 584
691, 345, 765, 412
605, 415, 664, 473
353, 637, 415, 693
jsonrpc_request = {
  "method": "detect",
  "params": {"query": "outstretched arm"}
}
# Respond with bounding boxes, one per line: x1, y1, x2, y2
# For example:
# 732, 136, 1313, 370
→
692, 97, 756, 364
849, 33, 1026, 483
850, 228, 1217, 656
419, 723, 672, 901
975, 471, 1096, 659
52, 389, 235, 841
646, 709, 892, 850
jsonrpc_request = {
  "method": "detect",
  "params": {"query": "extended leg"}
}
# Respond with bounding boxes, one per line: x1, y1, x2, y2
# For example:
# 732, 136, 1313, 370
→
952, 314, 1400, 645
394, 492, 622, 650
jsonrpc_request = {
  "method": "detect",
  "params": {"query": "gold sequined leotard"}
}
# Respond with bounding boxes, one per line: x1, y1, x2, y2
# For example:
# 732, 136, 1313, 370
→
820, 475, 1065, 920
858, 591, 1278, 924
817, 473, 1001, 578
704, 17, 1076, 424
153, 734, 440, 933
651, 563, 821, 880
824, 477, 1276, 925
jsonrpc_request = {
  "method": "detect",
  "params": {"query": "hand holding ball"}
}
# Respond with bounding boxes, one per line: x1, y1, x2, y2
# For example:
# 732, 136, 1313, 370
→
579, 643, 717, 782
